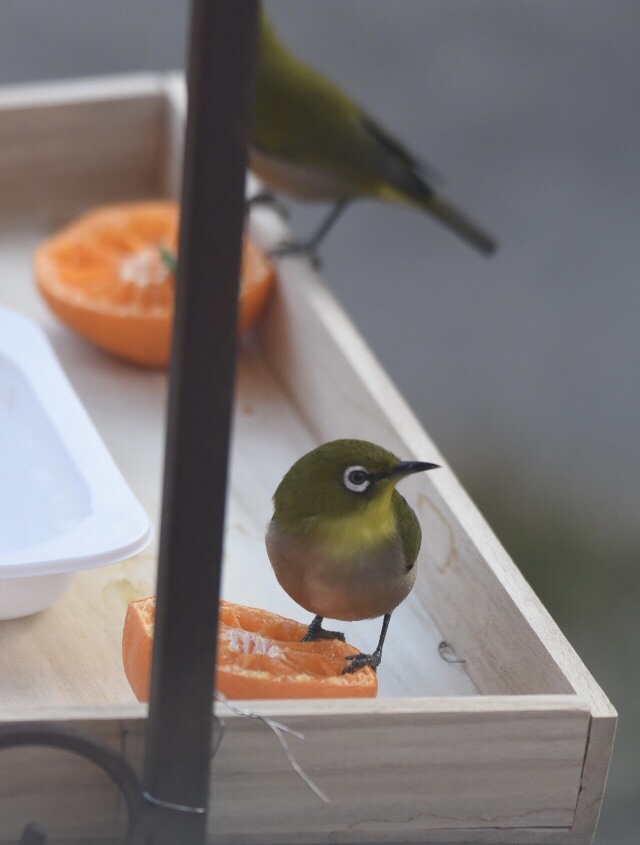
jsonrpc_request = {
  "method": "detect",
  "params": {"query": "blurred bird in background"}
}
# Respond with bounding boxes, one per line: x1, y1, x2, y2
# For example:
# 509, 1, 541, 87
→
250, 8, 497, 261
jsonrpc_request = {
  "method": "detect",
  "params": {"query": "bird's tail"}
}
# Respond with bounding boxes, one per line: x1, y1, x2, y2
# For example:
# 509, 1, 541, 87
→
420, 190, 497, 255
401, 174, 497, 255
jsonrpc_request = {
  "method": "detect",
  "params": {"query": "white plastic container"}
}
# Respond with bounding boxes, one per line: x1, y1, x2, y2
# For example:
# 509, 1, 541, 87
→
0, 306, 152, 619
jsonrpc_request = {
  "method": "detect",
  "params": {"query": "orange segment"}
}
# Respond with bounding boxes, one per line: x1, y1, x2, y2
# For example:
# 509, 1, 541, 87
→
34, 201, 275, 368
122, 598, 378, 700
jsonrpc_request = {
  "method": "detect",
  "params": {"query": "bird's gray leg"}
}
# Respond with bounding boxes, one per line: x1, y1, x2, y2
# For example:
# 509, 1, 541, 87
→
343, 613, 391, 673
305, 199, 349, 250
302, 615, 346, 643
270, 200, 350, 267
246, 190, 290, 220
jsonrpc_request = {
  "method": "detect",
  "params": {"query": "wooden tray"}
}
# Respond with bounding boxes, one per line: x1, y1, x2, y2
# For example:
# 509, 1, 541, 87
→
0, 75, 615, 844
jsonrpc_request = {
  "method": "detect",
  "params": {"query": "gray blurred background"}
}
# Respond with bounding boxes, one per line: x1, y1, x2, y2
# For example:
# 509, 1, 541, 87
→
1, 1, 637, 842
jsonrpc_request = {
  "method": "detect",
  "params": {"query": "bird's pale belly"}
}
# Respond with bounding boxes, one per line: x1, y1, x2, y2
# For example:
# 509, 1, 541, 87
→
250, 147, 352, 202
266, 523, 416, 622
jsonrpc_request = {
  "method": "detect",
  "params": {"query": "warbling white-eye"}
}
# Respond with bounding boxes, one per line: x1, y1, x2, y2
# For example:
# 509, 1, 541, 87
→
266, 439, 439, 673
251, 10, 497, 259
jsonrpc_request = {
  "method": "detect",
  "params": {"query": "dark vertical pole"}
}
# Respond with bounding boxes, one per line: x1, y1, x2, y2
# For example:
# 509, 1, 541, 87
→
143, 1, 259, 842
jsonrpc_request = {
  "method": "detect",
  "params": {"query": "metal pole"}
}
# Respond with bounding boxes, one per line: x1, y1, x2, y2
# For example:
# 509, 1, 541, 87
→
143, 1, 259, 842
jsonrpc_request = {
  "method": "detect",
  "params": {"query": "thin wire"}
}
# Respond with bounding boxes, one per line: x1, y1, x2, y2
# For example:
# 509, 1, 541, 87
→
142, 791, 206, 814
211, 714, 226, 759
142, 714, 226, 813
214, 692, 330, 804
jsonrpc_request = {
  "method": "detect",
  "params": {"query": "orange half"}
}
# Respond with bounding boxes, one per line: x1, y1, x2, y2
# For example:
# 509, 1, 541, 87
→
122, 597, 378, 700
34, 201, 275, 367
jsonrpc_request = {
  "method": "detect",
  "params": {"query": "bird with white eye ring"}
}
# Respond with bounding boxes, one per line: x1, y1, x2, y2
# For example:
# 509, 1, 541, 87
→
266, 439, 439, 673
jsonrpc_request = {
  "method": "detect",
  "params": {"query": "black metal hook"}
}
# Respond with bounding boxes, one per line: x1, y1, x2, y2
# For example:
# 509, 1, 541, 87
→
0, 722, 146, 844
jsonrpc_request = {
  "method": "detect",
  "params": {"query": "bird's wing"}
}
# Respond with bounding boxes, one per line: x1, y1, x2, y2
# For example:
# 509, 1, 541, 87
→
360, 114, 445, 188
255, 17, 432, 199
392, 491, 422, 568
255, 14, 497, 254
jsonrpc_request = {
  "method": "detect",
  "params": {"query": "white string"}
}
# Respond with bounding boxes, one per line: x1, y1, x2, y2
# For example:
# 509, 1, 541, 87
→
214, 691, 330, 804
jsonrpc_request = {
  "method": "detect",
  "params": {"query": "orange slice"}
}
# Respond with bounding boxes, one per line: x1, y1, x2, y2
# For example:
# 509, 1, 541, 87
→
34, 201, 275, 367
122, 597, 378, 700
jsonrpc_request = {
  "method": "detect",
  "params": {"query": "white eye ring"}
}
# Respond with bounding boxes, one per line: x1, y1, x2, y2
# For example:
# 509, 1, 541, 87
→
343, 465, 370, 493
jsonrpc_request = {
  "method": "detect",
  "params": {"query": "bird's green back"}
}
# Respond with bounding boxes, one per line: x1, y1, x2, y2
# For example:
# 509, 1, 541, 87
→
255, 10, 426, 204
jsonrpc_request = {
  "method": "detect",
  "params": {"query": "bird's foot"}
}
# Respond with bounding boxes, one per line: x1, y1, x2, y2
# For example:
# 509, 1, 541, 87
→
302, 626, 345, 643
342, 650, 381, 674
302, 615, 346, 643
246, 191, 290, 220
269, 239, 322, 270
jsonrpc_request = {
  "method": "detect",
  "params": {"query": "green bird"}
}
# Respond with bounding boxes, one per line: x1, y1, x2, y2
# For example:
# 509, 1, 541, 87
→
266, 439, 439, 673
251, 10, 497, 259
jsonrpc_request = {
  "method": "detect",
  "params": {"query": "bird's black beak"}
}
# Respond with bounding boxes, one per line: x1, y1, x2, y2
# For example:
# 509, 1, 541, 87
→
384, 460, 440, 481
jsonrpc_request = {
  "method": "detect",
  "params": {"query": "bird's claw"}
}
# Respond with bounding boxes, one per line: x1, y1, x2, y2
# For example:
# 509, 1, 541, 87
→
247, 191, 290, 221
342, 651, 381, 674
269, 240, 322, 270
302, 628, 345, 643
